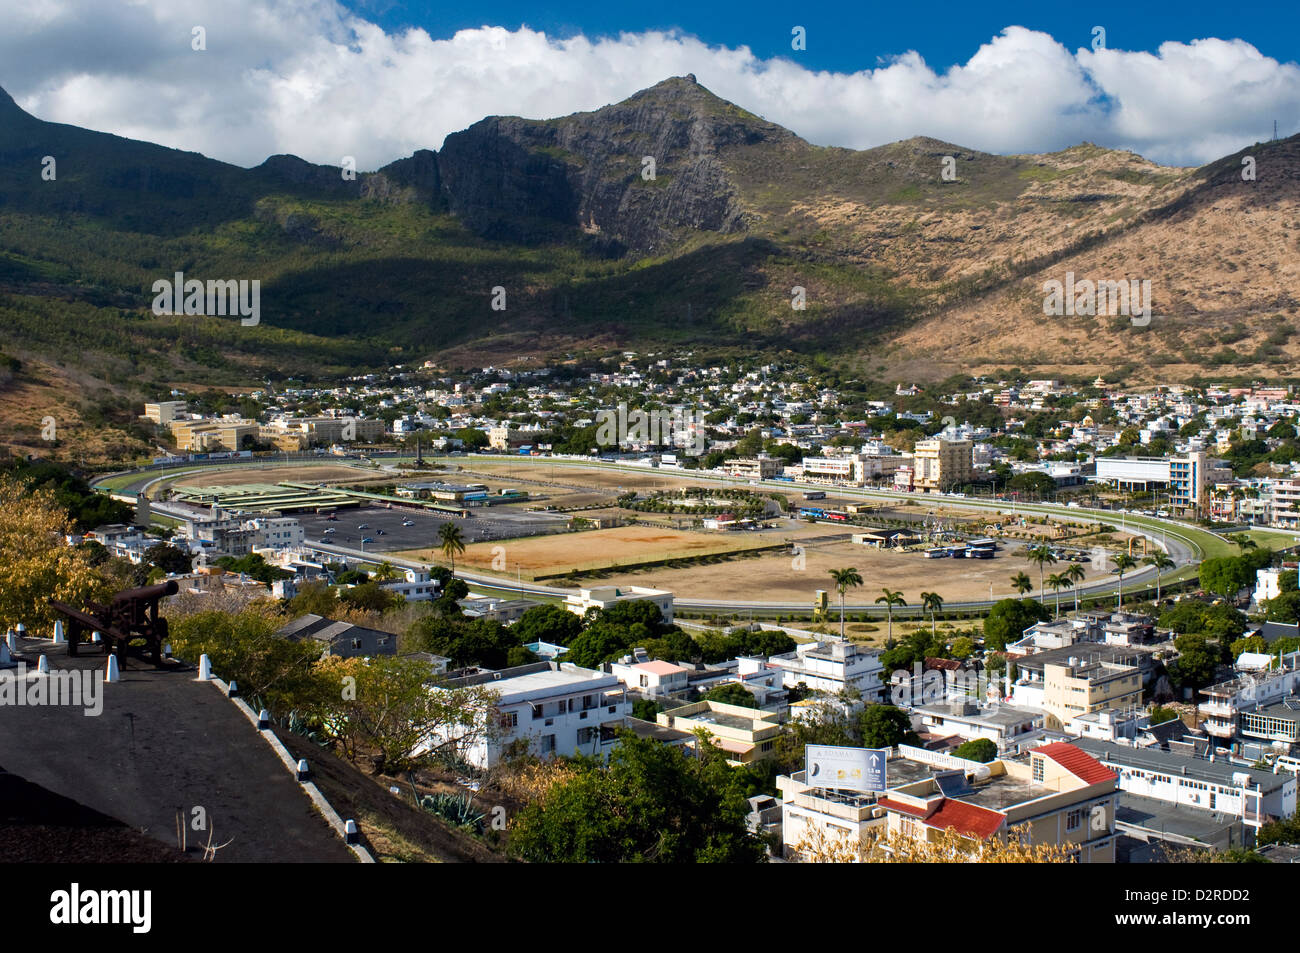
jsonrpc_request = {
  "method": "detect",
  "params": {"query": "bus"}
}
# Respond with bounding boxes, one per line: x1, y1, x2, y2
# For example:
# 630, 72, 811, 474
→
802, 490, 826, 500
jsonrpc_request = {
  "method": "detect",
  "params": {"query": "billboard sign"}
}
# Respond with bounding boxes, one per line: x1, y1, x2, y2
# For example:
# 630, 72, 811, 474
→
806, 745, 888, 793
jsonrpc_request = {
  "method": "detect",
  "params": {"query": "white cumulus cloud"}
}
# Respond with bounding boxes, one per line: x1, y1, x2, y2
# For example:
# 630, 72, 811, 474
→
0, 0, 1296, 169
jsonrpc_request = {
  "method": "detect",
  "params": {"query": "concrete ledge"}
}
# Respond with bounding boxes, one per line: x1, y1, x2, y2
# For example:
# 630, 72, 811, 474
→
208, 674, 374, 863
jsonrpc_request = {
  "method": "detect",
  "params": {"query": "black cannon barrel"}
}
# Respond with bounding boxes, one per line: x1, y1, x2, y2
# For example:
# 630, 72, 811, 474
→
114, 580, 179, 601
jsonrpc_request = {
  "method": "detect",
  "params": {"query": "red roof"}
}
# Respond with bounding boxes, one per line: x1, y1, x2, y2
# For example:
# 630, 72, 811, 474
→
1033, 742, 1117, 786
924, 800, 1005, 840
877, 797, 1005, 841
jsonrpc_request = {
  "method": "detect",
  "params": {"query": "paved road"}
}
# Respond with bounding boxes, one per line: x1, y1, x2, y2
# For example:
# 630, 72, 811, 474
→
96, 451, 1286, 614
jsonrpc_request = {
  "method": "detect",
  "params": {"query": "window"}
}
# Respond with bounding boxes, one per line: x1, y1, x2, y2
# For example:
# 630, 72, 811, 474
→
1032, 756, 1045, 782
1066, 808, 1083, 832
351, 637, 363, 649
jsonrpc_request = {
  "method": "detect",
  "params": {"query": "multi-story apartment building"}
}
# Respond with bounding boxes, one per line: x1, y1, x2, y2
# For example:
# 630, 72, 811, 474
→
911, 700, 1046, 753
876, 743, 1119, 862
720, 456, 783, 480
767, 640, 885, 702
142, 400, 187, 425
1198, 661, 1300, 747
657, 700, 785, 765
564, 586, 674, 623
1269, 479, 1300, 530
427, 662, 632, 769
911, 438, 973, 492
1011, 646, 1145, 730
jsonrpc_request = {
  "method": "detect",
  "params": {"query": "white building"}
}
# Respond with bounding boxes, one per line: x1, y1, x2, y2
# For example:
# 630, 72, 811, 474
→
244, 516, 304, 549
911, 700, 1046, 753
565, 586, 674, 623
767, 641, 885, 702
1073, 738, 1296, 831
608, 658, 691, 697
427, 662, 632, 769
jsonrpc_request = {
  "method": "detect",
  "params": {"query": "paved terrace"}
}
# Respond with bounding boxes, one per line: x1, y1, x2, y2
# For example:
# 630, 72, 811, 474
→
0, 634, 354, 862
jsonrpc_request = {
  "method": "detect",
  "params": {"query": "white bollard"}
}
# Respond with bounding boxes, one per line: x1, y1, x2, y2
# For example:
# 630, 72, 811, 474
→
37, 654, 50, 675
197, 654, 212, 680
296, 759, 310, 781
227, 680, 238, 697
91, 631, 102, 644
105, 654, 121, 683
52, 620, 65, 644
5, 632, 17, 655
163, 643, 172, 659
344, 819, 359, 844
15, 623, 25, 638
257, 709, 271, 729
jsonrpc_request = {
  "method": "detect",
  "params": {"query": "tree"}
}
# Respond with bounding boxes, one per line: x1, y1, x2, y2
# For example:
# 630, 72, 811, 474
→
167, 605, 324, 712
1024, 544, 1057, 601
1171, 633, 1219, 691
1198, 556, 1251, 600
797, 823, 1078, 863
1065, 562, 1086, 613
1010, 571, 1033, 597
1112, 552, 1137, 608
1148, 705, 1179, 725
510, 732, 765, 863
858, 704, 919, 749
512, 603, 584, 646
876, 588, 907, 646
984, 598, 1050, 652
950, 636, 975, 660
920, 591, 944, 637
703, 682, 758, 708
1143, 551, 1175, 602
951, 738, 998, 763
438, 521, 466, 575
370, 560, 401, 583
1265, 590, 1300, 624
312, 654, 499, 772
338, 580, 403, 614
1047, 572, 1070, 617
1257, 810, 1300, 847
631, 698, 662, 721
144, 542, 192, 575
286, 579, 340, 616
827, 567, 863, 639
0, 476, 120, 633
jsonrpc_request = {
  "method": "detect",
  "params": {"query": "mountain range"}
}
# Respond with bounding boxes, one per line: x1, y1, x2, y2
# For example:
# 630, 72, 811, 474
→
0, 75, 1297, 459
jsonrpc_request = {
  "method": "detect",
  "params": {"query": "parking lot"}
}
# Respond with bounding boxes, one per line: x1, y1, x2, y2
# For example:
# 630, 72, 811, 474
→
297, 503, 571, 553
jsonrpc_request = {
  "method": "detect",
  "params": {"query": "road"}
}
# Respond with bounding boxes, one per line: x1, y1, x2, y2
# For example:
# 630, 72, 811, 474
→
94, 451, 1284, 615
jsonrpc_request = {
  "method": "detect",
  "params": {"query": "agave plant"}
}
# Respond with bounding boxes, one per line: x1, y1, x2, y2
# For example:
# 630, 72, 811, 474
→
418, 793, 485, 833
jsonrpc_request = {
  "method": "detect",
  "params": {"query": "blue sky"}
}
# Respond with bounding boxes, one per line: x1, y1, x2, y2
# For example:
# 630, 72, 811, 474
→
344, 0, 1300, 75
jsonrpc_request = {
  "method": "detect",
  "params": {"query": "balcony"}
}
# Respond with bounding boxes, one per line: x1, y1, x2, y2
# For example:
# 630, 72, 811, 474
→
1197, 701, 1234, 718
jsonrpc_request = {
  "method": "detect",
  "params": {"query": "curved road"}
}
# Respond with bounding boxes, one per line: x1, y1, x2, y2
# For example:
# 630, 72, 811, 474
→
95, 452, 1242, 617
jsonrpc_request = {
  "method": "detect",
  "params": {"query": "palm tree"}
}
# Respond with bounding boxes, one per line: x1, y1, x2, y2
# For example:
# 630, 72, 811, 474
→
876, 588, 907, 647
1047, 572, 1070, 617
1011, 571, 1033, 597
1227, 533, 1258, 552
1065, 562, 1086, 613
1024, 544, 1058, 604
372, 560, 401, 583
827, 567, 863, 639
438, 522, 466, 575
1143, 551, 1175, 603
1112, 552, 1137, 609
920, 591, 944, 637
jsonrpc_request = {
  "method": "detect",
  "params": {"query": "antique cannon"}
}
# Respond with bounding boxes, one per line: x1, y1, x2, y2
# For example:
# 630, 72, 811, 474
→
49, 579, 179, 667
